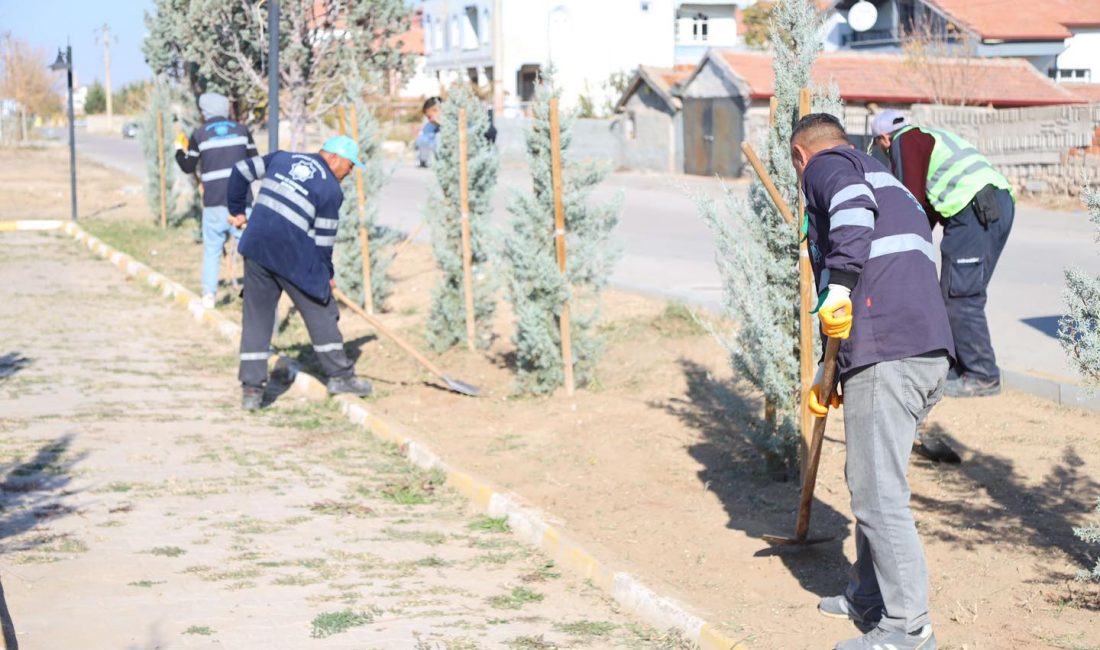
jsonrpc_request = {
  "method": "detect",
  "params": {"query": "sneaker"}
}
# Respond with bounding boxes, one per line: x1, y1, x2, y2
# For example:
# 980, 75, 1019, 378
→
201, 294, 216, 310
241, 386, 263, 411
945, 374, 1001, 398
819, 595, 882, 631
835, 624, 936, 650
327, 375, 373, 397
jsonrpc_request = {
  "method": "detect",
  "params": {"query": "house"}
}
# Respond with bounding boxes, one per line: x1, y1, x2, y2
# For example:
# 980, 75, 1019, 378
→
613, 64, 696, 172
825, 0, 1100, 84
675, 2, 744, 64
675, 48, 1083, 176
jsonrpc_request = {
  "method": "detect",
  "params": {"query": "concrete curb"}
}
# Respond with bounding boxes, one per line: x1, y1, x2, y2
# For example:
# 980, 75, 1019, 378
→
50, 221, 748, 650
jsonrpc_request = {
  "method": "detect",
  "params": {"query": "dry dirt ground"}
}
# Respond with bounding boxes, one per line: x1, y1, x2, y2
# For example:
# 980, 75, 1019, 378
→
3, 146, 1100, 649
0, 229, 686, 649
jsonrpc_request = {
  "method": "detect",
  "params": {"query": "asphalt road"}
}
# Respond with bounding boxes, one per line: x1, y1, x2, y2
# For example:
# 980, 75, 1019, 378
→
75, 132, 1099, 382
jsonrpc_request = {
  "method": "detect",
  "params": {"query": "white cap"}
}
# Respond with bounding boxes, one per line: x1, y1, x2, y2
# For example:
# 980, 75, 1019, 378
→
870, 110, 908, 137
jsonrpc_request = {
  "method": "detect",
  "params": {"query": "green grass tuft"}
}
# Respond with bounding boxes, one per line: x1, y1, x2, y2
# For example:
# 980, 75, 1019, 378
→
146, 546, 186, 557
310, 608, 379, 638
468, 515, 510, 534
488, 586, 543, 610
183, 625, 214, 636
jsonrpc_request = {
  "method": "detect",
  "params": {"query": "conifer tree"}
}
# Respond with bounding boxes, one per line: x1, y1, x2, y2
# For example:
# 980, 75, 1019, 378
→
503, 78, 622, 394
139, 82, 197, 227
425, 83, 500, 351
1059, 189, 1100, 388
1074, 498, 1100, 583
696, 0, 832, 475
334, 75, 400, 310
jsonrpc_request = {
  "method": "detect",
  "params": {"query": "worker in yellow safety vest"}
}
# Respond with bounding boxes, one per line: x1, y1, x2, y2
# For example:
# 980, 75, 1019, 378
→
871, 110, 1014, 399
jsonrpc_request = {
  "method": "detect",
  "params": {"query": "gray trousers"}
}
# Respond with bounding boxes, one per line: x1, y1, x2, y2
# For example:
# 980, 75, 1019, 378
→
841, 353, 949, 633
239, 258, 354, 388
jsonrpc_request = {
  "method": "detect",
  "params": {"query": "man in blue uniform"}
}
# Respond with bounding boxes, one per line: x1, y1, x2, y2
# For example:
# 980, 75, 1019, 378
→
174, 92, 257, 309
227, 135, 374, 410
792, 114, 954, 650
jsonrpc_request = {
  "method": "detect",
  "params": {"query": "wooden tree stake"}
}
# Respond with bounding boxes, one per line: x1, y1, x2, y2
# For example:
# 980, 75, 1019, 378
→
156, 110, 166, 229
458, 109, 477, 351
549, 97, 575, 396
348, 103, 374, 314
797, 87, 815, 481
337, 106, 347, 136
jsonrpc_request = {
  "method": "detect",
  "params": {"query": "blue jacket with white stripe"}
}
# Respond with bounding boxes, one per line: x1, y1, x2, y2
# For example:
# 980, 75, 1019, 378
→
175, 117, 257, 207
228, 151, 344, 302
802, 145, 955, 374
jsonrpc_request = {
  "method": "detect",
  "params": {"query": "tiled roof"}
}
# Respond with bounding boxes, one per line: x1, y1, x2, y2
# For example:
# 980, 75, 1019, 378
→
709, 50, 1083, 107
1070, 84, 1100, 103
925, 0, 1100, 41
616, 65, 696, 112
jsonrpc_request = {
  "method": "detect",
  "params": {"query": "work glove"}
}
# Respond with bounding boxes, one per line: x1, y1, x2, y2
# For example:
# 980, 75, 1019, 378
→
818, 284, 853, 340
174, 132, 189, 151
807, 362, 842, 417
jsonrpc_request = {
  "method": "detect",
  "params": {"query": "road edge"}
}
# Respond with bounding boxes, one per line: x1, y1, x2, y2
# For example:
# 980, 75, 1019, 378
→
50, 219, 749, 650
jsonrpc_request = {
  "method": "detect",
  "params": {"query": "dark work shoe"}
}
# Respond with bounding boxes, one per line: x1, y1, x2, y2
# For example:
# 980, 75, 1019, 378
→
819, 595, 882, 632
913, 438, 962, 464
945, 374, 1001, 398
241, 386, 264, 411
327, 375, 373, 397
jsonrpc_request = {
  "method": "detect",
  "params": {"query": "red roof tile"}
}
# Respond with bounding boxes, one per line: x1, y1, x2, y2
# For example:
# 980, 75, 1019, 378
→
925, 0, 1100, 41
1070, 84, 1100, 103
711, 50, 1083, 107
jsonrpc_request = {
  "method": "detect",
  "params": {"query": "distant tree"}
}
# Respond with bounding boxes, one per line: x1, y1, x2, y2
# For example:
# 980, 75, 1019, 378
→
0, 33, 62, 139
113, 80, 153, 115
741, 1, 775, 49
138, 82, 195, 227
84, 80, 107, 115
901, 19, 983, 106
1074, 498, 1100, 584
601, 70, 632, 115
1059, 188, 1100, 388
503, 76, 622, 394
424, 83, 501, 351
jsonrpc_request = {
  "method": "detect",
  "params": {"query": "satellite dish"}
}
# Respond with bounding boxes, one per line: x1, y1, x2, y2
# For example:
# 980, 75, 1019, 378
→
848, 1, 879, 32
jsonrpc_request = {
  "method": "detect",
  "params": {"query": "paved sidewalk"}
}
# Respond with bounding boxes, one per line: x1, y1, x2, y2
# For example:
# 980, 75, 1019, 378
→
0, 230, 677, 650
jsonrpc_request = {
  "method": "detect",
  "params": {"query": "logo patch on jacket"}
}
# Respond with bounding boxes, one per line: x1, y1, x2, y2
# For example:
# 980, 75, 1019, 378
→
289, 160, 317, 183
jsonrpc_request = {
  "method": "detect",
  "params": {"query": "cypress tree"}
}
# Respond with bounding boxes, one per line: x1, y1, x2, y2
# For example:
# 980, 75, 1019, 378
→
425, 83, 500, 351
333, 75, 400, 310
1059, 188, 1100, 387
503, 77, 622, 394
139, 82, 197, 227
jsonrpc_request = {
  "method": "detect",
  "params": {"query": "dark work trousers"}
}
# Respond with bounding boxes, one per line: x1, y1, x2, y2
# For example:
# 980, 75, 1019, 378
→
238, 258, 355, 388
939, 187, 1014, 382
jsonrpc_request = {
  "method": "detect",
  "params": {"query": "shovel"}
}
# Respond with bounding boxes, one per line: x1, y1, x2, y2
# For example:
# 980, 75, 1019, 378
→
332, 288, 481, 397
762, 335, 841, 546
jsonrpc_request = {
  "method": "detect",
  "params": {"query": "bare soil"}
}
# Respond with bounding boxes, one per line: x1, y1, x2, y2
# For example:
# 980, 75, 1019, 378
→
5, 145, 1099, 649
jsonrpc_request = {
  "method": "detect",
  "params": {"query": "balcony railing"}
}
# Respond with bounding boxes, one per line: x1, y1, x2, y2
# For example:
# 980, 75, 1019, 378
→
842, 28, 900, 46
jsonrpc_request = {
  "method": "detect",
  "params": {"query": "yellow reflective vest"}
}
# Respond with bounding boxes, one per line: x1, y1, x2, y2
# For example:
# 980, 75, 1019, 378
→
895, 125, 1014, 218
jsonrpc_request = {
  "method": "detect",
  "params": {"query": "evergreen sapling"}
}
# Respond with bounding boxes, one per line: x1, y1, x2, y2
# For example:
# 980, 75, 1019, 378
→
1059, 188, 1100, 388
425, 84, 500, 350
503, 78, 622, 394
139, 82, 198, 227
334, 76, 400, 309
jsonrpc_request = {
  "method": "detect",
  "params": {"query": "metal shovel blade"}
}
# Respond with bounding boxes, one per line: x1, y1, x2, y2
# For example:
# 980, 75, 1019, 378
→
441, 374, 480, 397
761, 533, 836, 547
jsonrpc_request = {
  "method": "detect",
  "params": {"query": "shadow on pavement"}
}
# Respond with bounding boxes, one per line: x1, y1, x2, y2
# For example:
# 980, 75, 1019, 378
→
1020, 315, 1063, 340
659, 359, 852, 598
913, 423, 1099, 574
0, 353, 30, 381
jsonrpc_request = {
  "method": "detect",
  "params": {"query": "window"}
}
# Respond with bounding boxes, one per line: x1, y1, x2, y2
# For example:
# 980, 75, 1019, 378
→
423, 15, 432, 53
463, 5, 480, 49
1053, 68, 1092, 82
640, 1, 650, 11
693, 13, 709, 42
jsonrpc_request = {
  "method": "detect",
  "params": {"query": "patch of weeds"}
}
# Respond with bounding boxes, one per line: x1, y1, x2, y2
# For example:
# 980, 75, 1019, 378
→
381, 526, 447, 546
505, 635, 557, 650
468, 515, 510, 534
625, 624, 696, 650
488, 586, 544, 610
521, 561, 562, 583
486, 433, 526, 455
555, 620, 617, 636
310, 607, 380, 638
309, 500, 374, 517
105, 481, 133, 493
215, 515, 285, 535
183, 625, 214, 636
128, 580, 166, 588
416, 555, 449, 568
36, 534, 88, 554
145, 546, 186, 557
652, 301, 705, 338
379, 470, 444, 505
274, 573, 322, 587
475, 551, 516, 565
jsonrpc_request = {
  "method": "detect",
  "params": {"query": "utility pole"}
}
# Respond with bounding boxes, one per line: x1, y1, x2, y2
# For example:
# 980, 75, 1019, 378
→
95, 24, 113, 129
268, 0, 280, 153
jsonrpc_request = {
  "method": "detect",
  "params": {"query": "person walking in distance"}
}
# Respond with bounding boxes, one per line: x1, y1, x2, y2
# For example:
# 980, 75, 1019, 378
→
227, 136, 374, 411
174, 92, 257, 310
793, 114, 954, 650
871, 110, 1014, 398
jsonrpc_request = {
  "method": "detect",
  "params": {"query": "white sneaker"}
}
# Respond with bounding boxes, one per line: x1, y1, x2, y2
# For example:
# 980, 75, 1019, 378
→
201, 294, 216, 310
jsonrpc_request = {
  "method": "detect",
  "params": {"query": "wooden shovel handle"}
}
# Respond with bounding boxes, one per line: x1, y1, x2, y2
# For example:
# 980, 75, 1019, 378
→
794, 335, 841, 541
333, 287, 447, 379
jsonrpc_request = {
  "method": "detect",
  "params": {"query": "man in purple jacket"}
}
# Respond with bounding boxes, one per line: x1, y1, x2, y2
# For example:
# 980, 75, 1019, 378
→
792, 114, 954, 650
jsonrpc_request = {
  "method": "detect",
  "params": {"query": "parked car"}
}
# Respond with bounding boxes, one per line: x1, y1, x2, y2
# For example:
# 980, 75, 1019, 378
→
121, 122, 139, 138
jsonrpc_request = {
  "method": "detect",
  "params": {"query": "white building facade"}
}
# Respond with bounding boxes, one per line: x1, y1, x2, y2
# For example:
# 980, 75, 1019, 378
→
417, 0, 744, 113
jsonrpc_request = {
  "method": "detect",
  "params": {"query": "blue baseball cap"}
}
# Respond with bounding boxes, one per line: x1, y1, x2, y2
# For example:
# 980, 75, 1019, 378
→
321, 135, 365, 168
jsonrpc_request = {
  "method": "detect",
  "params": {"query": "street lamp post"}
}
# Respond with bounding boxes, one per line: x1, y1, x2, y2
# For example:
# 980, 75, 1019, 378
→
268, 0, 279, 153
50, 45, 78, 222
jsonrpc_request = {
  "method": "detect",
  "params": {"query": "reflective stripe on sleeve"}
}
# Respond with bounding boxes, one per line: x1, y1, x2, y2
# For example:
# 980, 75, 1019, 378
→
234, 159, 255, 182
313, 343, 344, 353
240, 351, 271, 361
314, 218, 338, 230
830, 207, 875, 230
315, 235, 336, 247
829, 184, 875, 211
868, 234, 936, 264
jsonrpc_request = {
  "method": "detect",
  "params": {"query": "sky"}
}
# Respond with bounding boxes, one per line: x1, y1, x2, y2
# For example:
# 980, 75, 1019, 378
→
1, 0, 156, 91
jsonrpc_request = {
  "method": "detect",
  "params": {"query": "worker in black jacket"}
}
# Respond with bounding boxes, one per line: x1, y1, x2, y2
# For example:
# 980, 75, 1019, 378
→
174, 92, 258, 310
